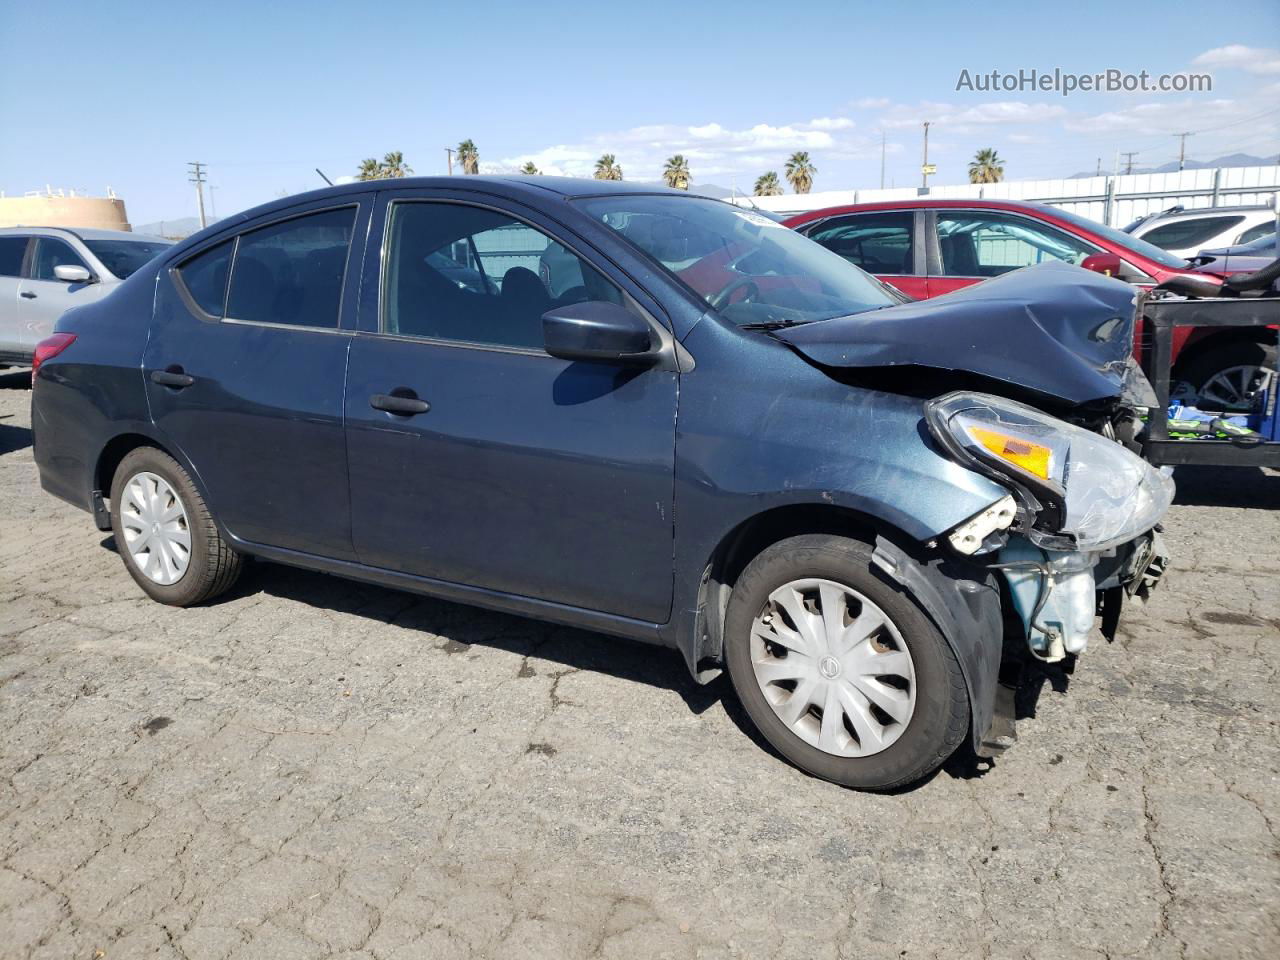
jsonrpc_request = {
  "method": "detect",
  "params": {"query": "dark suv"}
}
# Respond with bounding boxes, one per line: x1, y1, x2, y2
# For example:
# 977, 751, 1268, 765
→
31, 178, 1172, 791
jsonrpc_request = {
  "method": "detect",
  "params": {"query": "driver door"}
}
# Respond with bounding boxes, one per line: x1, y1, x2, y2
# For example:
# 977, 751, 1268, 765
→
344, 192, 678, 623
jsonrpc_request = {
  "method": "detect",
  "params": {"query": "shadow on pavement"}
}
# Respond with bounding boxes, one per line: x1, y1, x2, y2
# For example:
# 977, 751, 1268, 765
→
0, 419, 32, 454
0, 369, 31, 391
1173, 464, 1279, 509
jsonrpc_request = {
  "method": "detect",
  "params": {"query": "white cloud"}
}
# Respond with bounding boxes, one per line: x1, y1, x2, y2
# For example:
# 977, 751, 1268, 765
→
1193, 45, 1280, 75
877, 100, 1067, 132
853, 97, 890, 109
808, 117, 855, 130
493, 118, 854, 182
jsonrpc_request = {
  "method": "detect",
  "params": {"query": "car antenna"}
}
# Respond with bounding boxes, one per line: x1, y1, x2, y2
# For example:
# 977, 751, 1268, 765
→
315, 168, 334, 186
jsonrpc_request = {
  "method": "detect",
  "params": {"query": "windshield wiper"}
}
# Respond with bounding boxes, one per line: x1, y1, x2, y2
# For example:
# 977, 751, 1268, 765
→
739, 318, 811, 330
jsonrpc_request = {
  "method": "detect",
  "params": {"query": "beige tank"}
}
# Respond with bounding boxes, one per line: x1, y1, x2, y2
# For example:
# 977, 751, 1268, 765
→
0, 194, 131, 231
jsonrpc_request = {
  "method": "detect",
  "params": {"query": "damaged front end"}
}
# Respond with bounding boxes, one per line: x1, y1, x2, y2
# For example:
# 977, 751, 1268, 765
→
768, 261, 1177, 755
775, 262, 1175, 671
925, 389, 1173, 662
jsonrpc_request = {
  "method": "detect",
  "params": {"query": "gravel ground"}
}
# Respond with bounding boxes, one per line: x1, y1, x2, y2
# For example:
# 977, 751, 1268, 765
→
1, 369, 1277, 960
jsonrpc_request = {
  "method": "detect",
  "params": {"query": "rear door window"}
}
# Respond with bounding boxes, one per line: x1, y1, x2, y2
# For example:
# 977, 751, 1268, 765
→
1138, 216, 1245, 251
1238, 221, 1276, 245
0, 237, 27, 277
31, 238, 90, 280
225, 207, 356, 328
176, 240, 234, 316
934, 211, 1095, 277
805, 213, 915, 275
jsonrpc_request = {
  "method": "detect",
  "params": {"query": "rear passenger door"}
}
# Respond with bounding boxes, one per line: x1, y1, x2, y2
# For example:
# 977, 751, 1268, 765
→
800, 211, 927, 298
145, 197, 372, 559
0, 236, 29, 357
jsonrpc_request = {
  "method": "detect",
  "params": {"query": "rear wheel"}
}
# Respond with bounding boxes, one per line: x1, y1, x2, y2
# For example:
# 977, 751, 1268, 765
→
110, 447, 242, 605
1177, 339, 1276, 413
724, 534, 968, 791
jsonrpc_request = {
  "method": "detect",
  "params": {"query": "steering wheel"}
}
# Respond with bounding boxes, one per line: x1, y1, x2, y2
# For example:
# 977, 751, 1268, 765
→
709, 277, 760, 311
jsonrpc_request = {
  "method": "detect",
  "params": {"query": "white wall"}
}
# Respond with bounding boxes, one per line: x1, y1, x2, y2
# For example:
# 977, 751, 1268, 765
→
728, 165, 1280, 226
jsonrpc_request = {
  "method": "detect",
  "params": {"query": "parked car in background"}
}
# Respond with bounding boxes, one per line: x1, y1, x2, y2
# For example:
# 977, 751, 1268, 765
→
1193, 230, 1280, 272
1123, 204, 1277, 259
785, 199, 1277, 411
0, 227, 171, 367
32, 177, 1173, 791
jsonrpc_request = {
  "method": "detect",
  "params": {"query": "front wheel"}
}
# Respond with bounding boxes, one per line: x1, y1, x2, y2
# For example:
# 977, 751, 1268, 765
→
724, 535, 968, 791
110, 447, 242, 606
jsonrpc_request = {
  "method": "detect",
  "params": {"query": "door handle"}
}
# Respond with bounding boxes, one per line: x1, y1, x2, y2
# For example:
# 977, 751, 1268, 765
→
151, 368, 195, 388
20, 291, 36, 299
370, 393, 430, 415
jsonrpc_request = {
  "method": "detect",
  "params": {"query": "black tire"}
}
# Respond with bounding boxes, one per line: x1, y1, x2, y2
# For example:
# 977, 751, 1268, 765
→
724, 534, 968, 791
110, 447, 242, 605
1177, 338, 1277, 413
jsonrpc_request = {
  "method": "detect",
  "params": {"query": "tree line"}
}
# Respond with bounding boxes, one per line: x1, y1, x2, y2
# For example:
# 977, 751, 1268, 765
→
357, 142, 1006, 191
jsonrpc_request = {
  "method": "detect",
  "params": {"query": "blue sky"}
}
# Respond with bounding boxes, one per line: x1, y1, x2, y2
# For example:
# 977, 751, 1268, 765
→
2, 0, 1278, 225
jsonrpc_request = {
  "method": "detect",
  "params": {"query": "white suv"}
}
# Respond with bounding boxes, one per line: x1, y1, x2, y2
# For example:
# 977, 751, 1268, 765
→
0, 227, 171, 366
1124, 204, 1277, 259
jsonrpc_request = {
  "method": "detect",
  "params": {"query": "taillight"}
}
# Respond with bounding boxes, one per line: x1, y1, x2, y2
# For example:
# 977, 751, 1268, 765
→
31, 333, 77, 384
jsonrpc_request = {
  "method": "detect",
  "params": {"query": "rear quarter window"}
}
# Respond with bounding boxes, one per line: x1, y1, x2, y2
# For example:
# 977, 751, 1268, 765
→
1139, 216, 1245, 251
0, 237, 27, 277
176, 240, 234, 316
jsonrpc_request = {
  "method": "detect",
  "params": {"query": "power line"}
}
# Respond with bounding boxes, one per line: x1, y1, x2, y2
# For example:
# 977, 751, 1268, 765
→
187, 162, 208, 230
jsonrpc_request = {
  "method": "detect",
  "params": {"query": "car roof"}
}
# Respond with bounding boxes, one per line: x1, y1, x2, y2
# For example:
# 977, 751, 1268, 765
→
784, 197, 1072, 221
1136, 205, 1275, 222
0, 225, 168, 242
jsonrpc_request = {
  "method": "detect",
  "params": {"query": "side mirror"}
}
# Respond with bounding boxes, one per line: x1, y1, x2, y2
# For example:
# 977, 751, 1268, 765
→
53, 264, 93, 283
1080, 253, 1122, 278
542, 301, 658, 365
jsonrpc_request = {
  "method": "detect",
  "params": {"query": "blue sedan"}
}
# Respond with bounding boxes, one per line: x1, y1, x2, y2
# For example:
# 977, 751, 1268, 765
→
30, 177, 1172, 790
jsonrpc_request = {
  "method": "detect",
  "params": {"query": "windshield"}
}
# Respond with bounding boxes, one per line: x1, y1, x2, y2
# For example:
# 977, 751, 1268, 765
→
576, 195, 896, 326
84, 238, 172, 279
1045, 206, 1189, 270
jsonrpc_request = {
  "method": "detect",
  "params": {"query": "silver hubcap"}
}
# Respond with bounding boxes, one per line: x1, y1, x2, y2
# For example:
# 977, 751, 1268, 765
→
750, 578, 916, 758
120, 472, 191, 585
1198, 364, 1273, 413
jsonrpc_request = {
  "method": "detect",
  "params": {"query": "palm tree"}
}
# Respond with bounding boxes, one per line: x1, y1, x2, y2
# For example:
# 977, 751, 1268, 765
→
381, 151, 412, 178
662, 154, 691, 190
784, 152, 817, 194
594, 154, 623, 180
357, 157, 383, 181
520, 161, 540, 175
969, 148, 1004, 184
457, 139, 480, 175
753, 171, 783, 196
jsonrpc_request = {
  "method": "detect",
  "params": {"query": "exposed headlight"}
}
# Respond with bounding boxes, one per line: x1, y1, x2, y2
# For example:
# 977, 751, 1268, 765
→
925, 392, 1174, 553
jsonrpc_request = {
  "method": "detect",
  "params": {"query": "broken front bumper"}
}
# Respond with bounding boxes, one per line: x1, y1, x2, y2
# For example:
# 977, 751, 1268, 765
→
996, 530, 1169, 662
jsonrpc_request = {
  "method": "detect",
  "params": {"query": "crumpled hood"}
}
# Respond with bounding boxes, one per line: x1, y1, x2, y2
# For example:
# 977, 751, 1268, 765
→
774, 260, 1140, 406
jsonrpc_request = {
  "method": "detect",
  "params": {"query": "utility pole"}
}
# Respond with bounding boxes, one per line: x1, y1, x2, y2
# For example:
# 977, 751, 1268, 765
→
1175, 132, 1194, 171
1121, 151, 1139, 176
208, 185, 218, 220
444, 147, 454, 176
1095, 157, 1102, 176
187, 161, 208, 229
880, 131, 886, 189
921, 122, 932, 190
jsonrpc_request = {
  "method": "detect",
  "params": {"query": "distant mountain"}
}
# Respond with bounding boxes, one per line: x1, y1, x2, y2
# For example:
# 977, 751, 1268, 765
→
132, 216, 218, 239
1069, 153, 1279, 179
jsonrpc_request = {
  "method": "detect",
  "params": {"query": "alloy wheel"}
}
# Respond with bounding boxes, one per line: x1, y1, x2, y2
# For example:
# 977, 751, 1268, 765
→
119, 472, 191, 585
1197, 364, 1273, 413
749, 578, 916, 757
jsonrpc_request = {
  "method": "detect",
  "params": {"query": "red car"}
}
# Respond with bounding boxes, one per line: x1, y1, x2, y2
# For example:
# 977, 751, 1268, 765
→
784, 199, 1277, 411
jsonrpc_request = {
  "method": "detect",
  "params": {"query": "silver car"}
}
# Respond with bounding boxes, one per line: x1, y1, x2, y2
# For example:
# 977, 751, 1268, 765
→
0, 227, 171, 366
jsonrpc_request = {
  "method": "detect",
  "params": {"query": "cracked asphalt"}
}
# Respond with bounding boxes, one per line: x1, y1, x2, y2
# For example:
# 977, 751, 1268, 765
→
1, 369, 1277, 959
